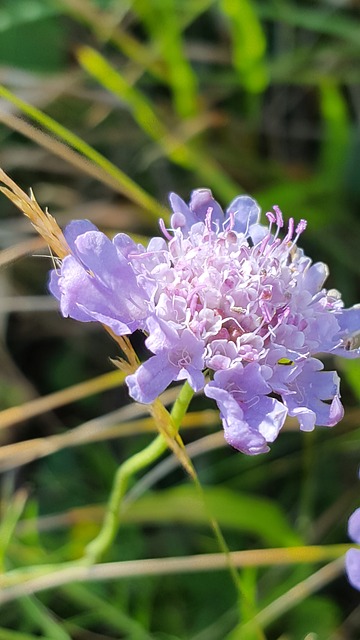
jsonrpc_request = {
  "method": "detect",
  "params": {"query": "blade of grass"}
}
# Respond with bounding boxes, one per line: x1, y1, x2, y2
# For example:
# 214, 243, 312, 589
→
62, 583, 153, 639
221, 0, 268, 94
0, 410, 219, 472
0, 236, 45, 268
238, 558, 344, 633
56, 0, 217, 84
0, 84, 165, 221
77, 46, 241, 200
56, 0, 168, 81
257, 3, 360, 47
77, 46, 166, 141
0, 110, 163, 223
133, 0, 199, 118
0, 488, 28, 570
318, 81, 350, 185
0, 296, 57, 313
0, 370, 125, 432
18, 596, 71, 640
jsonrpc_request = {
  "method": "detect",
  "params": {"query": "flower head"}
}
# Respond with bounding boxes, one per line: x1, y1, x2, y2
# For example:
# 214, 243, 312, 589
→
49, 189, 360, 454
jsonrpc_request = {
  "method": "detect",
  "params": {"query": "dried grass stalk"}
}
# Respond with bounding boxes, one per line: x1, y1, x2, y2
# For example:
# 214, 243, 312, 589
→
0, 168, 70, 259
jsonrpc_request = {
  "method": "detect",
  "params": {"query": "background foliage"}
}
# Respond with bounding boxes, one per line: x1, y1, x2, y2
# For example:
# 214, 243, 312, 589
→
0, 0, 360, 638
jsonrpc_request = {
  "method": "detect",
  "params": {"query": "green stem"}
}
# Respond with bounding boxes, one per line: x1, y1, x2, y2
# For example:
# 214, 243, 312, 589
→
170, 381, 195, 430
84, 382, 194, 564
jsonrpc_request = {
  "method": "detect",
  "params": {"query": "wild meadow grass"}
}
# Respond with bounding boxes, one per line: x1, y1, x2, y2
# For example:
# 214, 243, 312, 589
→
0, 1, 360, 638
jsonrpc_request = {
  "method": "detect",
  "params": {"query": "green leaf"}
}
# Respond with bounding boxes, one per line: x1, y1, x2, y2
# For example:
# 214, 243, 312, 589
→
0, 628, 50, 640
288, 595, 340, 639
123, 484, 302, 546
0, 1, 64, 72
0, 0, 57, 31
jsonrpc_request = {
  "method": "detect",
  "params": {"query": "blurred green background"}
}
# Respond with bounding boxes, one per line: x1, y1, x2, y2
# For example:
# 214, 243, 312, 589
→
0, 0, 360, 638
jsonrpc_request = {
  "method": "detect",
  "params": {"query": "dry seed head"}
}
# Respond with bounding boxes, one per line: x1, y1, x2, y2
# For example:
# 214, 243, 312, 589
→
0, 168, 70, 259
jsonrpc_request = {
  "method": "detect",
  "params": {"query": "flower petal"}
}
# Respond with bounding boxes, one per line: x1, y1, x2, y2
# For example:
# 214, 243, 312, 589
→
189, 188, 224, 228
205, 363, 287, 455
226, 195, 260, 234
346, 548, 360, 591
348, 507, 360, 544
283, 359, 344, 430
126, 355, 177, 404
64, 219, 98, 253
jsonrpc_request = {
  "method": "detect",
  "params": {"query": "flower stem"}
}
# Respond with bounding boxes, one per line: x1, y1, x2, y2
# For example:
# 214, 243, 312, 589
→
170, 381, 195, 429
84, 382, 194, 564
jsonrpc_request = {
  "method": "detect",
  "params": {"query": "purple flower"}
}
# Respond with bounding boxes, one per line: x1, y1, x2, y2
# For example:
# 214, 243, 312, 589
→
49, 189, 360, 455
346, 508, 360, 590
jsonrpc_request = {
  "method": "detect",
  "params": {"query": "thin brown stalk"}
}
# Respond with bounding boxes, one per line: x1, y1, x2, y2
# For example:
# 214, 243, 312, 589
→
0, 237, 46, 268
0, 370, 125, 432
0, 112, 141, 204
0, 546, 348, 606
245, 558, 345, 630
0, 410, 218, 472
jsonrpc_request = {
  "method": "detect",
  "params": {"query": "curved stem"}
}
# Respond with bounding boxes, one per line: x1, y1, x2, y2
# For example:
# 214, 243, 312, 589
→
84, 433, 165, 564
171, 381, 195, 429
84, 382, 195, 564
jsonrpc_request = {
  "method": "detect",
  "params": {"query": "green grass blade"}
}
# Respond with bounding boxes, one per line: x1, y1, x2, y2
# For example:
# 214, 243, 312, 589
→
77, 46, 166, 141
62, 583, 153, 639
18, 596, 71, 640
221, 0, 268, 93
258, 3, 360, 47
56, 0, 216, 87
0, 489, 27, 570
318, 81, 350, 184
77, 46, 241, 200
0, 84, 165, 221
56, 0, 168, 82
133, 0, 199, 118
